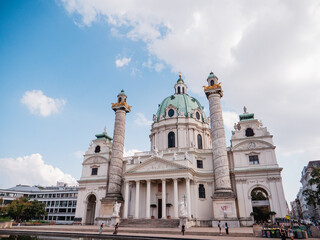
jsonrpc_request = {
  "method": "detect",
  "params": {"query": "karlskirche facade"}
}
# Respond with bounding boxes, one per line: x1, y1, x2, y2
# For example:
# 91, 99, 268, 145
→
74, 73, 287, 227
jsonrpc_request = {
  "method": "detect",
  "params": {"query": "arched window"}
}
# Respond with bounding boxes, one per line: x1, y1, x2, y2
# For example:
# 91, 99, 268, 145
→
245, 128, 254, 137
168, 132, 175, 148
196, 112, 200, 120
118, 97, 122, 103
95, 145, 101, 153
197, 134, 203, 149
177, 86, 181, 94
251, 188, 268, 200
199, 184, 206, 198
182, 87, 185, 94
210, 80, 214, 86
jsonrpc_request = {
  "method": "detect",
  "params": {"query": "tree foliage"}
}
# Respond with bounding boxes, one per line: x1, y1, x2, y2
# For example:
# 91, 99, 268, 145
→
4, 197, 47, 221
303, 167, 320, 207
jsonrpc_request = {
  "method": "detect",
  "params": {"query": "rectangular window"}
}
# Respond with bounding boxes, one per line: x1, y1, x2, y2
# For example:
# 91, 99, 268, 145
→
198, 184, 206, 198
197, 160, 203, 168
249, 155, 259, 165
91, 168, 98, 175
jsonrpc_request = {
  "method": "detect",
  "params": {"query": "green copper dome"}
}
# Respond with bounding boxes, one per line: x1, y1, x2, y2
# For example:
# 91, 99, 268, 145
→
207, 72, 217, 79
156, 94, 206, 121
118, 89, 127, 96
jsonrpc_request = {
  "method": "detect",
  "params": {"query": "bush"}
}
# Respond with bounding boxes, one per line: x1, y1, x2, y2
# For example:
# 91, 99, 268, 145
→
0, 217, 11, 222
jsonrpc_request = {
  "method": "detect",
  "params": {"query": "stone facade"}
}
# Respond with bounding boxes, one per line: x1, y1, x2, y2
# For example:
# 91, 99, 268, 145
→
75, 73, 288, 226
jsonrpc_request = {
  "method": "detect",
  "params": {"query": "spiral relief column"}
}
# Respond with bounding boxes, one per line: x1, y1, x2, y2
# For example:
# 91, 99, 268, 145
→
100, 90, 131, 219
204, 72, 239, 226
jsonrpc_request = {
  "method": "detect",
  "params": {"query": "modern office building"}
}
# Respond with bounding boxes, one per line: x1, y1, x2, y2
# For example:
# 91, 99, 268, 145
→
0, 183, 78, 224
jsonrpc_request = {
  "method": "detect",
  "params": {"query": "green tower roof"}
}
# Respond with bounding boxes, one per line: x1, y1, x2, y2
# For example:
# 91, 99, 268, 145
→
207, 72, 217, 79
117, 89, 127, 96
239, 113, 254, 121
95, 130, 112, 140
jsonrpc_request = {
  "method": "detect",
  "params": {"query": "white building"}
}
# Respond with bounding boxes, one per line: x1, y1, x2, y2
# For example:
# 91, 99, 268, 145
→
75, 73, 288, 227
0, 184, 78, 224
294, 160, 320, 222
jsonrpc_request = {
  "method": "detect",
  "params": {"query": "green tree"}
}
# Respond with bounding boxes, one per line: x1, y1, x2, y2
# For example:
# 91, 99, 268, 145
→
6, 197, 31, 221
23, 200, 47, 221
303, 167, 320, 207
5, 197, 47, 221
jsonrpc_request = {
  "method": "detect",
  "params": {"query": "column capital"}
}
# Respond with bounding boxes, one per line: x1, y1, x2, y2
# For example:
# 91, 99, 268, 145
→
135, 180, 140, 184
185, 177, 190, 182
172, 177, 178, 181
146, 179, 151, 183
161, 178, 166, 182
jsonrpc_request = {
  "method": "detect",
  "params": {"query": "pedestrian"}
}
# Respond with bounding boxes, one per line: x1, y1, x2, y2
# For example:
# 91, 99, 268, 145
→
113, 222, 119, 235
181, 224, 185, 235
218, 220, 221, 235
280, 225, 286, 240
99, 223, 103, 234
288, 226, 294, 240
225, 222, 229, 235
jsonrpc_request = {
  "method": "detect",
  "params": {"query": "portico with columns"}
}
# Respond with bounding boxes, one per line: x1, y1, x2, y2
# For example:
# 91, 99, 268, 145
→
123, 156, 197, 220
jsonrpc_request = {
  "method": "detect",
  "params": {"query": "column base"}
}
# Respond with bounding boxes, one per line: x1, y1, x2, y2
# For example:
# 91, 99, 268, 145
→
104, 192, 124, 202
212, 219, 240, 228
100, 197, 123, 219
110, 216, 121, 227
212, 192, 239, 226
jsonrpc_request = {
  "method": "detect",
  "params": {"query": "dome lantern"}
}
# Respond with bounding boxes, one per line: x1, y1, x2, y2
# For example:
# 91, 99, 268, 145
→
207, 72, 218, 86
174, 73, 188, 94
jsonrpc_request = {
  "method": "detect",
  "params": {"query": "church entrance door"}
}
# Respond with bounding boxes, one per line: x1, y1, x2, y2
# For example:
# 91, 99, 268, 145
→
86, 194, 96, 225
251, 188, 271, 223
158, 199, 162, 219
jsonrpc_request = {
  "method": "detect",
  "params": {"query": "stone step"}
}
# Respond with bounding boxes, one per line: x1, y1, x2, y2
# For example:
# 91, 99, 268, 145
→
120, 219, 180, 228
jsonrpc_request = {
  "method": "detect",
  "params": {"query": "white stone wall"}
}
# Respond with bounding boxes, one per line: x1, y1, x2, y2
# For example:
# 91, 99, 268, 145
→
232, 117, 288, 225
150, 116, 211, 151
75, 136, 111, 224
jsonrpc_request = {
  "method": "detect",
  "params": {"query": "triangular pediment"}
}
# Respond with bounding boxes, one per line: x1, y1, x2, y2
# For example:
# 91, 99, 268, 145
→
126, 157, 187, 174
232, 140, 274, 151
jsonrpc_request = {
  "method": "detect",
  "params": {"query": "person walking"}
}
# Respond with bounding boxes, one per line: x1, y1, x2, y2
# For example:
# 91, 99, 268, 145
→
99, 223, 104, 234
218, 221, 222, 235
280, 225, 287, 240
225, 222, 229, 235
113, 222, 119, 235
288, 226, 294, 240
181, 224, 185, 235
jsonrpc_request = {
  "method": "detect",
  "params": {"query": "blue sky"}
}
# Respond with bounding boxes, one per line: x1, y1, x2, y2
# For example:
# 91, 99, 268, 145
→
1, 0, 320, 205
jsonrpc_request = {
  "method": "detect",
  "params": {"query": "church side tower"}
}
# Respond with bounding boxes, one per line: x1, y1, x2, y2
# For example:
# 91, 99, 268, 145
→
204, 72, 239, 226
100, 90, 131, 218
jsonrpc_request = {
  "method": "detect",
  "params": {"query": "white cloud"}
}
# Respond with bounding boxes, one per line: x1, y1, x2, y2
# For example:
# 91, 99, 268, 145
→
124, 148, 141, 157
74, 150, 85, 159
142, 59, 165, 72
60, 0, 320, 202
223, 111, 239, 130
21, 90, 66, 117
115, 57, 131, 67
0, 154, 77, 188
134, 113, 153, 126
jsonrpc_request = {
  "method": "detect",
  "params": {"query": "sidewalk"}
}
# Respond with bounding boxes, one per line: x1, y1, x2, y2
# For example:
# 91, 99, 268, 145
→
1, 225, 318, 240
